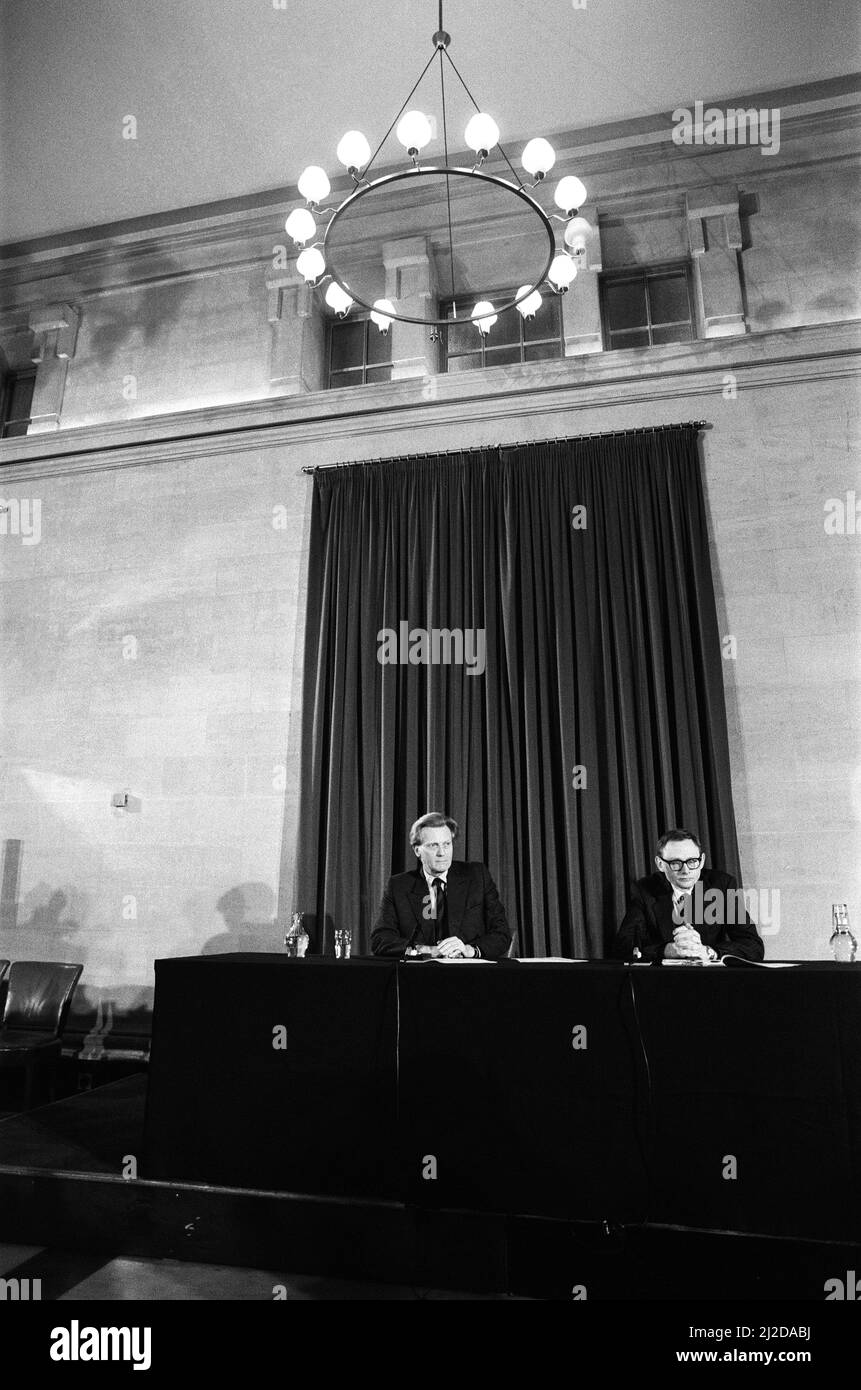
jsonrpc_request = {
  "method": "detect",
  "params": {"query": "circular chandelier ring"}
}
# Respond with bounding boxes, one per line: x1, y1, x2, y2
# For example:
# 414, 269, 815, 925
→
321, 165, 558, 328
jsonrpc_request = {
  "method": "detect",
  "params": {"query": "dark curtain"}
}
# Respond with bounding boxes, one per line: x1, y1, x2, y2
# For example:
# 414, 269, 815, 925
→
294, 426, 740, 957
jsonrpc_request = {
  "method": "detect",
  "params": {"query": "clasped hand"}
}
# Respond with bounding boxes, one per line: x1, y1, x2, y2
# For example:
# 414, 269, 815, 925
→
413, 936, 473, 959
665, 926, 709, 960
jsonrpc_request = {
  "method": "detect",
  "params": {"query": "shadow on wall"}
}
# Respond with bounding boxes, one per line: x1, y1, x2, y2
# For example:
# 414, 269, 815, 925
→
12, 882, 86, 956
1, 875, 294, 1042
750, 289, 859, 330
3, 875, 154, 1037
81, 252, 193, 366
201, 882, 283, 955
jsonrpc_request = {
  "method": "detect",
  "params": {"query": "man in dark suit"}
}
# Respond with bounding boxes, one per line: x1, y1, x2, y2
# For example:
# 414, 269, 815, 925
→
614, 828, 764, 963
371, 811, 512, 960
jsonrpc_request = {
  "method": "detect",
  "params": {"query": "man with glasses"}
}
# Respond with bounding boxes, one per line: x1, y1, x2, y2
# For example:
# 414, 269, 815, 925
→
371, 811, 512, 960
614, 828, 764, 963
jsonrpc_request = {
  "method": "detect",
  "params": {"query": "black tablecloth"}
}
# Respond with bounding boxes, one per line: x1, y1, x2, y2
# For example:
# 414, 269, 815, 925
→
143, 955, 399, 1196
143, 956, 861, 1240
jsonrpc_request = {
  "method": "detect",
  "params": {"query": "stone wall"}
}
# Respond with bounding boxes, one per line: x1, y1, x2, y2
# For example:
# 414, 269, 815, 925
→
1, 79, 859, 1040
1, 325, 858, 1042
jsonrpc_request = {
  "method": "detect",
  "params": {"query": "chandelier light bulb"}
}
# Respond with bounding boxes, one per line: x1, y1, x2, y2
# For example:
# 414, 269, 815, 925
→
471, 300, 498, 335
285, 28, 580, 337
297, 165, 331, 204
464, 113, 500, 155
564, 216, 592, 255
336, 130, 371, 171
515, 285, 543, 320
285, 208, 316, 246
521, 137, 556, 179
325, 282, 354, 317
396, 110, 433, 153
370, 298, 396, 334
296, 246, 326, 284
548, 254, 577, 291
554, 175, 588, 214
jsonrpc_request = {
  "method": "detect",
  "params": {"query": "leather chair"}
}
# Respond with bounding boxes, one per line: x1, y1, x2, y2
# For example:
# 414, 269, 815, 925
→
0, 961, 83, 1110
0, 960, 9, 1019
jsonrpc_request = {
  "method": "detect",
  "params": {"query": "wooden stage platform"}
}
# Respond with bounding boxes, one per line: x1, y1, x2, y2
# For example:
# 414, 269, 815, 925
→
0, 1075, 857, 1300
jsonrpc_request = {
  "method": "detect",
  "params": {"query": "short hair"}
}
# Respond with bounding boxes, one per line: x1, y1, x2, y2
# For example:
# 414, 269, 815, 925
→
409, 811, 459, 847
657, 828, 704, 857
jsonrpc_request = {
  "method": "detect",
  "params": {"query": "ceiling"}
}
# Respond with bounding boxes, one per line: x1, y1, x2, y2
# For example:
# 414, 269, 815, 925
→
0, 0, 857, 245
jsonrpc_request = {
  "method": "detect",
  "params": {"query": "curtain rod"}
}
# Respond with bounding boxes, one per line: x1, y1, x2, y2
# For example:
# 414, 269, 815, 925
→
302, 422, 710, 473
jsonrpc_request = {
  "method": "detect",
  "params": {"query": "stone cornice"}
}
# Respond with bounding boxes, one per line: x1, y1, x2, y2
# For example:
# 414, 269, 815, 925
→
0, 321, 857, 483
0, 74, 857, 299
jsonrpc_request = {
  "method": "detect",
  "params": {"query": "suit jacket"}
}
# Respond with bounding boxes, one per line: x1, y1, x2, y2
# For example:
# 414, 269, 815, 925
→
370, 861, 512, 960
614, 868, 765, 963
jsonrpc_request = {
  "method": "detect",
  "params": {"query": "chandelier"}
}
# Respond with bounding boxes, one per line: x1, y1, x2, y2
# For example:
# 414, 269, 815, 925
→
283, 1, 591, 338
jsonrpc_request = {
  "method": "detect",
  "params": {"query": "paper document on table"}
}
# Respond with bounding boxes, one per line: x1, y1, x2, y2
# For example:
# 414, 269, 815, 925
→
424, 956, 494, 962
721, 955, 799, 968
515, 957, 588, 963
663, 956, 800, 968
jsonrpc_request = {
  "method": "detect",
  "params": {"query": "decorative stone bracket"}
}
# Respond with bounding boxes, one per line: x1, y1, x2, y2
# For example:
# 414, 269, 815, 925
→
26, 303, 81, 432
266, 274, 324, 395
382, 237, 439, 380
562, 204, 603, 356
686, 186, 747, 337
29, 302, 80, 362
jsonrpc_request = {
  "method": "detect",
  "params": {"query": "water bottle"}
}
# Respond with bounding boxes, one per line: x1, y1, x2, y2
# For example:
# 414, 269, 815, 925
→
829, 904, 857, 963
284, 912, 309, 958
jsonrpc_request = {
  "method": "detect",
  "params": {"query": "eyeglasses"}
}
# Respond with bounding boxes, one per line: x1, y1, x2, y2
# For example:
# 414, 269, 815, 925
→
659, 856, 703, 872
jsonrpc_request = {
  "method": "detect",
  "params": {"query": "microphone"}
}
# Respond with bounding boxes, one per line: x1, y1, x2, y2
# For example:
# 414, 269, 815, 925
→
403, 875, 432, 957
626, 916, 648, 964
403, 913, 423, 957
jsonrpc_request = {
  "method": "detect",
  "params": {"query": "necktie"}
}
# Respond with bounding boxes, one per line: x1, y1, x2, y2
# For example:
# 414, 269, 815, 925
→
432, 877, 447, 943
673, 892, 687, 926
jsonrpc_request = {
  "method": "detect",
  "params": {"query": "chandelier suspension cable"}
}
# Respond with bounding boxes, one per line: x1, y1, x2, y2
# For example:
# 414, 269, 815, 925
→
438, 42, 457, 310
288, 0, 589, 329
439, 47, 526, 192
359, 49, 439, 185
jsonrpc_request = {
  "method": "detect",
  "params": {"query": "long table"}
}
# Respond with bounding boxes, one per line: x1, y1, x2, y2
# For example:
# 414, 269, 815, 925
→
143, 956, 861, 1241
